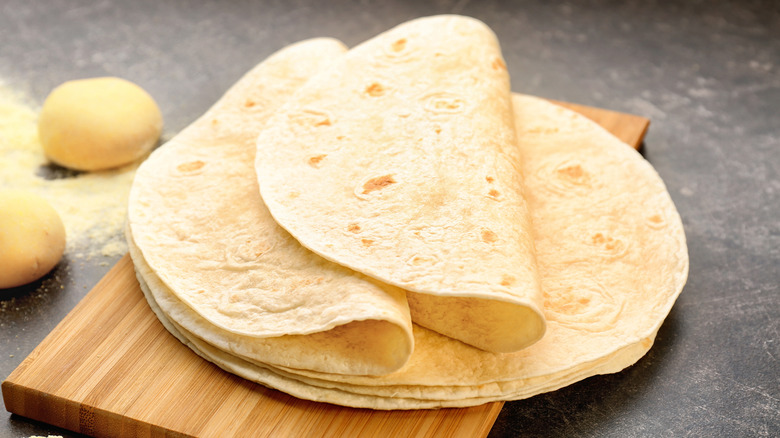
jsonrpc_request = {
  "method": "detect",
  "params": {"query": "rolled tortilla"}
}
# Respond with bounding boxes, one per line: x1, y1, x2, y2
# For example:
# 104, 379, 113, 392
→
254, 15, 546, 353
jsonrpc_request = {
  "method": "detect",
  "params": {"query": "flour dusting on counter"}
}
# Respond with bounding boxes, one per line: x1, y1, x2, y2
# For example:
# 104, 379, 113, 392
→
0, 82, 143, 261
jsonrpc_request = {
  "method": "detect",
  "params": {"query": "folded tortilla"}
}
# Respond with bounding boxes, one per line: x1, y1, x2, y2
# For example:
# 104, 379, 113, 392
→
130, 92, 687, 409
254, 15, 546, 353
126, 38, 414, 376
274, 94, 688, 396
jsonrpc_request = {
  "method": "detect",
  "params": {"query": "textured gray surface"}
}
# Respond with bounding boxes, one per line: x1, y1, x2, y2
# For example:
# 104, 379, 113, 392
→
1, 1, 778, 437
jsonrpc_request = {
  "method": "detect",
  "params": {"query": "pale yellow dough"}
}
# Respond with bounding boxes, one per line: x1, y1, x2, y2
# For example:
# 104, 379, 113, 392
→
38, 77, 163, 171
0, 190, 66, 288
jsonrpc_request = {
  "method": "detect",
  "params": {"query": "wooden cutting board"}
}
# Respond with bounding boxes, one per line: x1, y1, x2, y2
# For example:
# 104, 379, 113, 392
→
2, 101, 648, 438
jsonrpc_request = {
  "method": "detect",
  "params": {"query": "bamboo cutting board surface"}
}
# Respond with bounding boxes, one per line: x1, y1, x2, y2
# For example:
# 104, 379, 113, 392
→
2, 101, 648, 438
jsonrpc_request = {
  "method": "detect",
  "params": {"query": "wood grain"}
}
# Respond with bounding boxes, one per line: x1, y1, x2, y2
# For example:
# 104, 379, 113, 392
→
551, 99, 649, 149
2, 101, 648, 438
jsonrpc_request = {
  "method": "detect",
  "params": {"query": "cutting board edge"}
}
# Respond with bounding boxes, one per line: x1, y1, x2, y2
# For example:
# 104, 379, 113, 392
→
3, 379, 82, 435
3, 376, 194, 438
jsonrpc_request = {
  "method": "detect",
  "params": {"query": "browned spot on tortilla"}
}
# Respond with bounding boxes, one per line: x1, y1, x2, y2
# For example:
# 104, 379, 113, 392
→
252, 241, 274, 258
481, 229, 497, 243
435, 127, 442, 134
488, 189, 500, 198
336, 135, 345, 140
391, 38, 407, 52
177, 160, 205, 172
308, 154, 327, 166
592, 233, 619, 250
288, 191, 300, 199
295, 276, 326, 287
365, 82, 385, 97
244, 99, 256, 108
362, 175, 396, 194
409, 255, 435, 265
211, 118, 219, 125
491, 57, 506, 71
500, 275, 515, 286
641, 337, 654, 349
291, 110, 332, 127
361, 238, 374, 247
347, 223, 361, 233
434, 99, 461, 111
486, 176, 495, 183
649, 214, 663, 224
558, 164, 584, 179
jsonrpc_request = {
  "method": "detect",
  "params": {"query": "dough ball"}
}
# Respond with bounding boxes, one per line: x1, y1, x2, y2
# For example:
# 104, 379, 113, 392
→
38, 77, 163, 171
0, 190, 66, 289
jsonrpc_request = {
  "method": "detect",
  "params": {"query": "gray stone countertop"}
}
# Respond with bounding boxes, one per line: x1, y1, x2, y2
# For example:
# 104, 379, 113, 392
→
1, 1, 778, 437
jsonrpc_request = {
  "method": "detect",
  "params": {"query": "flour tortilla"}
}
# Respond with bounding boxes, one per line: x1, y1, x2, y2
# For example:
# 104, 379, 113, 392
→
255, 15, 545, 353
126, 38, 414, 376
131, 91, 687, 408
131, 230, 659, 409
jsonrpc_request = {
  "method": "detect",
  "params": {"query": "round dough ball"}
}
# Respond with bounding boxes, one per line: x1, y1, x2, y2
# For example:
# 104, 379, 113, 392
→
0, 190, 66, 289
38, 77, 163, 171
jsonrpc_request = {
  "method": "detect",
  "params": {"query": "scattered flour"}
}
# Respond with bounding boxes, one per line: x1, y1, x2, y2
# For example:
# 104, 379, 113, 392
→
0, 82, 141, 261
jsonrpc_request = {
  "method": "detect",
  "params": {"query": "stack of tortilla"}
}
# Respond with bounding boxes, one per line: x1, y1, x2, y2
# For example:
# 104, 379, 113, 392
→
126, 15, 688, 409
